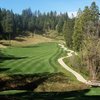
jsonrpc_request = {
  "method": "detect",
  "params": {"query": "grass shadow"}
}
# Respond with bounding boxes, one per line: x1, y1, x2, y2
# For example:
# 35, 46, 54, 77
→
0, 73, 50, 91
0, 89, 100, 100
0, 73, 100, 99
0, 56, 27, 60
0, 52, 28, 73
22, 45, 40, 48
15, 38, 26, 42
0, 68, 10, 72
0, 51, 28, 63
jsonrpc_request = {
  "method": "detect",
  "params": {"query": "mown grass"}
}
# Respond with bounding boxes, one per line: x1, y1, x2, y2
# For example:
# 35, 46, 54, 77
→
0, 42, 77, 82
85, 87, 100, 96
0, 42, 64, 74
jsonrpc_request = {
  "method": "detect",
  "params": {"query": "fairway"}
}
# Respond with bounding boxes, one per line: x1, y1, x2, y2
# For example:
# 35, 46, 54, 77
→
0, 42, 65, 74
0, 42, 100, 98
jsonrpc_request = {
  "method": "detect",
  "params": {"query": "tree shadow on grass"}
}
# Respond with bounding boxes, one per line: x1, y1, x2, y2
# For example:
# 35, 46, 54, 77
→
15, 38, 26, 42
0, 73, 99, 100
0, 73, 100, 100
0, 89, 100, 100
0, 68, 10, 72
0, 51, 28, 73
0, 73, 50, 91
0, 51, 28, 63
22, 45, 40, 48
0, 56, 27, 61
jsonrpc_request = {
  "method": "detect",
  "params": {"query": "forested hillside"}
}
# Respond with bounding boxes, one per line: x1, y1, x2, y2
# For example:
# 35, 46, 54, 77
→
0, 8, 73, 39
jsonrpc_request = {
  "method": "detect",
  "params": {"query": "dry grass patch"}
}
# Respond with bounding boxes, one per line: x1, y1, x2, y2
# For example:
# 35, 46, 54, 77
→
0, 73, 89, 92
0, 34, 54, 47
34, 73, 89, 92
0, 44, 7, 48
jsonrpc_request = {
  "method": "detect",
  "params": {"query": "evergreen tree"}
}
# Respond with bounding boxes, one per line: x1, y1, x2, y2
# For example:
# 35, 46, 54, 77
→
5, 10, 14, 38
72, 9, 83, 51
0, 8, 3, 34
22, 8, 32, 31
56, 18, 64, 33
72, 2, 99, 51
90, 2, 99, 22
63, 19, 74, 48
14, 14, 23, 35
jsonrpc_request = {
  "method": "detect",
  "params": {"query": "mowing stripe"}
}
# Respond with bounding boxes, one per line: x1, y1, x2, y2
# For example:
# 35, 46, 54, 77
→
2, 51, 50, 68
8, 55, 50, 72
49, 45, 62, 72
7, 49, 56, 73
0, 42, 62, 74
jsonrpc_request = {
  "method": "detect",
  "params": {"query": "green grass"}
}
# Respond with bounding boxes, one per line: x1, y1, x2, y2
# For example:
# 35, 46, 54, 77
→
0, 88, 100, 100
1, 43, 59, 74
85, 87, 100, 96
0, 42, 77, 82
0, 42, 100, 99
0, 42, 65, 74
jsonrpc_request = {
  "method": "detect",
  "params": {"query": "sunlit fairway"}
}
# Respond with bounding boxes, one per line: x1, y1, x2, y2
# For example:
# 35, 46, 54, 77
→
0, 42, 66, 74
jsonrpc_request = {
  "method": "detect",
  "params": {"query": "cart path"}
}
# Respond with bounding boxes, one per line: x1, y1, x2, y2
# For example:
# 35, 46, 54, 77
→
58, 44, 100, 86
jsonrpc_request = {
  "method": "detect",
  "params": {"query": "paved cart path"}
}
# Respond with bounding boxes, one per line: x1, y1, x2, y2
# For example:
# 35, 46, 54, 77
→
58, 44, 100, 86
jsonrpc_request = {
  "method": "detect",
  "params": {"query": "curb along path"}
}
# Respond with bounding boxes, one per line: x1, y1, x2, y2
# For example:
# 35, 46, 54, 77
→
58, 44, 100, 86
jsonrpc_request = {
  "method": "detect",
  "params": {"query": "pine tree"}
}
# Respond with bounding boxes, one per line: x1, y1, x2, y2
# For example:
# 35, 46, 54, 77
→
72, 9, 83, 51
72, 2, 99, 51
63, 19, 74, 48
0, 8, 3, 34
56, 18, 64, 33
3, 10, 14, 45
90, 2, 99, 22
22, 8, 32, 31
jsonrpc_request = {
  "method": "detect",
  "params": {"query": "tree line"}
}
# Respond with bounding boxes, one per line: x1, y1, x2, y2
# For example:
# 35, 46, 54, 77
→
0, 8, 71, 40
72, 2, 100, 80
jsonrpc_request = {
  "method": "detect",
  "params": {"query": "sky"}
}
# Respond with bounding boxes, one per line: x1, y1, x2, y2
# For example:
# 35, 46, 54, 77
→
0, 0, 100, 17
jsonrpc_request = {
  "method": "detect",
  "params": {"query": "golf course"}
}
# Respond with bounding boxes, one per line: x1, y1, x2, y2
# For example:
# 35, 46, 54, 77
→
0, 37, 100, 99
0, 42, 66, 74
0, 0, 100, 99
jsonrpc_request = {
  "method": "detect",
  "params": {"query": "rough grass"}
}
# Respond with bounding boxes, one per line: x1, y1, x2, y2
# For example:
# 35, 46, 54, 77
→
45, 30, 64, 40
0, 34, 53, 47
0, 73, 87, 92
63, 53, 100, 97
63, 55, 89, 80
